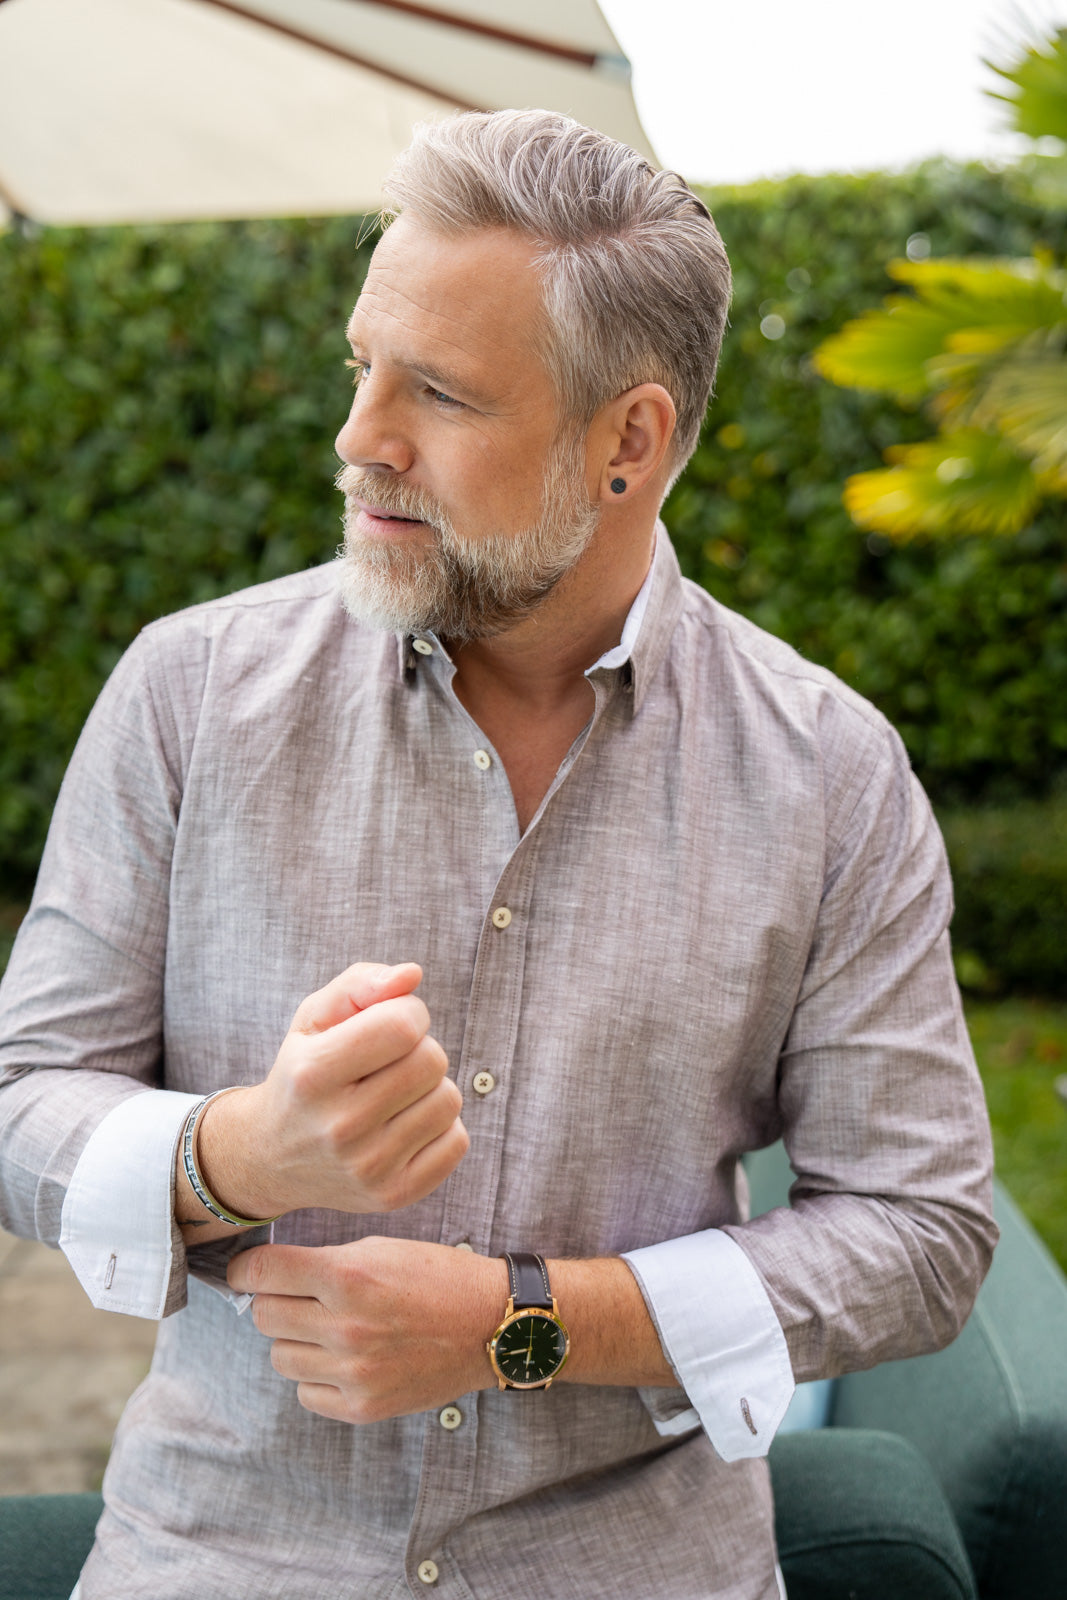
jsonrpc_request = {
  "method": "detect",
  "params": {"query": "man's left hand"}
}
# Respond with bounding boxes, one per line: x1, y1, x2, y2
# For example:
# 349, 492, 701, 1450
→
227, 1237, 508, 1423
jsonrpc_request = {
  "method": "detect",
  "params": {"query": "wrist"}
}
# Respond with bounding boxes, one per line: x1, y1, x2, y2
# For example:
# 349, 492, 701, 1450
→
195, 1085, 289, 1222
542, 1256, 674, 1388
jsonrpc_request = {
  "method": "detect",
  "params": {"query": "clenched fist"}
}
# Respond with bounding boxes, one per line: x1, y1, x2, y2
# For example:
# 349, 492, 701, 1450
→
188, 962, 469, 1229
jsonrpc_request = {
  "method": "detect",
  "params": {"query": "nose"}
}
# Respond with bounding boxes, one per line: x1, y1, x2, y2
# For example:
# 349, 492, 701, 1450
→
335, 375, 414, 475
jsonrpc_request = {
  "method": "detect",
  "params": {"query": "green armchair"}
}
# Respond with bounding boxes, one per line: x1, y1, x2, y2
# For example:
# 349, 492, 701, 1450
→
2, 1147, 1065, 1600
748, 1143, 1067, 1600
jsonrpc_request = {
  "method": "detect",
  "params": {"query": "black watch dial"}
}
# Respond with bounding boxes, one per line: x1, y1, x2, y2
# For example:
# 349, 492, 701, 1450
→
493, 1311, 567, 1386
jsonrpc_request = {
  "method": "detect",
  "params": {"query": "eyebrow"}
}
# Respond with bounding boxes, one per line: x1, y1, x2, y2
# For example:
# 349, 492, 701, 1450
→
344, 321, 499, 409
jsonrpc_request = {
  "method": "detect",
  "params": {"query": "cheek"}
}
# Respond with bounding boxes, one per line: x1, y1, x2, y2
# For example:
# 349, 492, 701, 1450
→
452, 434, 550, 521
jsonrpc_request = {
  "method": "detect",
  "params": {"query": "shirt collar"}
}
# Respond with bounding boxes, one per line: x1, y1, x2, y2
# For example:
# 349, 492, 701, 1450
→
583, 521, 684, 715
398, 518, 684, 711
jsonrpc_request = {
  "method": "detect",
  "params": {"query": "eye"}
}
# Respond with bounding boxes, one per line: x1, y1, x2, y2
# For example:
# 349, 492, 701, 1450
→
345, 357, 368, 388
429, 386, 463, 410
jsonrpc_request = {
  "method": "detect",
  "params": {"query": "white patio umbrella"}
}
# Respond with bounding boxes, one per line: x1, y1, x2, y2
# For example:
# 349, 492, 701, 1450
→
0, 0, 654, 226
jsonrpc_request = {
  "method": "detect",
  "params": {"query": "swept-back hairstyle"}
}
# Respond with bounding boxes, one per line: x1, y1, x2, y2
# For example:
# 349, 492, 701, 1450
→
382, 109, 732, 473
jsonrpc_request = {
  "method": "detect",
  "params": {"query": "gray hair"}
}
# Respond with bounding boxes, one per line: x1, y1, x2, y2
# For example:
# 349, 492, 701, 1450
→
382, 109, 732, 472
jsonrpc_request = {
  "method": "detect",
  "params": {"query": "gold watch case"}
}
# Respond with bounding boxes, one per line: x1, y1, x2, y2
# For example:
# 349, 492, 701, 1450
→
486, 1299, 571, 1390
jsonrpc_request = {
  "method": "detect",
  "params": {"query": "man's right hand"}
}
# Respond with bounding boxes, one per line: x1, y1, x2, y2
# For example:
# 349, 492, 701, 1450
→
183, 963, 468, 1231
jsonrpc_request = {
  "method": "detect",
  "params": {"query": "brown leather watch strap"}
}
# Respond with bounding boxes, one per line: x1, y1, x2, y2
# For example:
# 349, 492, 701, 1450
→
501, 1250, 553, 1310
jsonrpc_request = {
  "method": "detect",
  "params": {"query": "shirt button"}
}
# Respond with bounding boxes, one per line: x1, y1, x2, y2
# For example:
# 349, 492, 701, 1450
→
417, 1559, 439, 1584
454, 1239, 474, 1251
412, 637, 434, 656
491, 906, 512, 929
473, 748, 492, 770
439, 1405, 463, 1430
472, 1071, 496, 1096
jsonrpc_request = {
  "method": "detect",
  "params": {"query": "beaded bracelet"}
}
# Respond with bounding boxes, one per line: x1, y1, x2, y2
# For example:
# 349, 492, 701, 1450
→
181, 1087, 282, 1228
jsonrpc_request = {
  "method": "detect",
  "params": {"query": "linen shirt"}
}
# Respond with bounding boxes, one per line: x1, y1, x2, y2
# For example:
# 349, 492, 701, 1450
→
0, 528, 996, 1599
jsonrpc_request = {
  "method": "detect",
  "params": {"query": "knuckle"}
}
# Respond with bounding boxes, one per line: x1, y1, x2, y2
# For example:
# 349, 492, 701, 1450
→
441, 1076, 463, 1114
450, 1119, 470, 1158
345, 1394, 379, 1426
417, 1037, 449, 1082
243, 1250, 269, 1292
388, 1009, 424, 1056
375, 1179, 406, 1213
285, 1054, 320, 1104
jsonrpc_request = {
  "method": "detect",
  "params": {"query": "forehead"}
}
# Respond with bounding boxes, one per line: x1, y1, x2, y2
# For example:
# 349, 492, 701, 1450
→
347, 213, 552, 404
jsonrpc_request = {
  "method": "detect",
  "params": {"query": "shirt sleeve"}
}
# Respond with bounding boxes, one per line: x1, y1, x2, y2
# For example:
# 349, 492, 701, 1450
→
631, 712, 995, 1463
58, 1087, 255, 1318
0, 630, 193, 1311
719, 724, 997, 1389
59, 1088, 200, 1318
622, 1230, 794, 1461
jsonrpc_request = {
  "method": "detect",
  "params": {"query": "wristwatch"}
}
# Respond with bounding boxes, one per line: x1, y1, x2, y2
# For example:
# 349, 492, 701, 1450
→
487, 1251, 570, 1390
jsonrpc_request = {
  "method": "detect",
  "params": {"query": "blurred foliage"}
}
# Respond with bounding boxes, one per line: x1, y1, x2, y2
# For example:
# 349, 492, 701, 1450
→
812, 28, 1067, 538
2, 163, 1067, 891
965, 995, 1067, 1270
0, 217, 376, 890
939, 793, 1067, 999
671, 161, 1067, 810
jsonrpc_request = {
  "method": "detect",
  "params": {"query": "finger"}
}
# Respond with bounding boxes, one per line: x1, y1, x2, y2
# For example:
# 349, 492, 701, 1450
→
298, 994, 434, 1093
370, 1111, 470, 1211
227, 1243, 334, 1300
296, 1381, 350, 1422
250, 1292, 326, 1343
269, 1338, 338, 1383
290, 962, 423, 1036
344, 1037, 453, 1128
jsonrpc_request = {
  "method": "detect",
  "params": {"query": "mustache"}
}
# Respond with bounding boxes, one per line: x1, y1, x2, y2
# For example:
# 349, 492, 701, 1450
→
334, 465, 447, 531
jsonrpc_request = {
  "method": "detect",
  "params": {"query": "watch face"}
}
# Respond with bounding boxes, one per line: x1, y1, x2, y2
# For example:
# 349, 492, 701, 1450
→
492, 1310, 568, 1387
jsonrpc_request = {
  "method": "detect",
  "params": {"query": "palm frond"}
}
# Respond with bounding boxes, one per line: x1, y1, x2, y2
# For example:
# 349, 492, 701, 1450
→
985, 27, 1067, 144
842, 431, 1042, 539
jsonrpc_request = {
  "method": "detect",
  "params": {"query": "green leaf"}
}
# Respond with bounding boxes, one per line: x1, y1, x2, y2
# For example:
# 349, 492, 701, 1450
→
814, 257, 1067, 404
813, 297, 964, 398
888, 257, 1067, 336
978, 353, 1067, 485
842, 430, 1044, 538
986, 27, 1067, 144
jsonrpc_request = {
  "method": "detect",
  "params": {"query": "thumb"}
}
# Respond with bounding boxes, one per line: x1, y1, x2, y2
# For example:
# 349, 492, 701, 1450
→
290, 962, 423, 1035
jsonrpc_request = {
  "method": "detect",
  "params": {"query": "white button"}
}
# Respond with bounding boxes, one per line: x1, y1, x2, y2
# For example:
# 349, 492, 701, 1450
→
417, 1560, 439, 1584
472, 1071, 496, 1096
454, 1240, 474, 1251
491, 906, 512, 929
473, 748, 491, 770
439, 1405, 463, 1430
412, 638, 434, 655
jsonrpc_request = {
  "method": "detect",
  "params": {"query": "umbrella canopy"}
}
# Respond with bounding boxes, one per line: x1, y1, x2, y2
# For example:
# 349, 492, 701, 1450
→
0, 0, 654, 226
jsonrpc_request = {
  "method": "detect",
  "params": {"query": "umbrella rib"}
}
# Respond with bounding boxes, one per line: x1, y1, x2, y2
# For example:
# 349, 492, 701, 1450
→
193, 0, 484, 110
333, 0, 600, 69
0, 163, 32, 226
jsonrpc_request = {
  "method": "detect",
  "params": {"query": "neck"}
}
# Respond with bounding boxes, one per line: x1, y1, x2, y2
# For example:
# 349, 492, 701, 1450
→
450, 513, 657, 715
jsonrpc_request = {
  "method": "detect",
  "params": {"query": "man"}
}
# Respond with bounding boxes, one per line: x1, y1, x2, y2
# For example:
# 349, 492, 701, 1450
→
0, 110, 995, 1599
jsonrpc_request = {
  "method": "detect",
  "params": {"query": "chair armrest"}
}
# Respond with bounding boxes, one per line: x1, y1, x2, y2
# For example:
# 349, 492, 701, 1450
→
832, 1180, 1067, 1600
0, 1492, 103, 1600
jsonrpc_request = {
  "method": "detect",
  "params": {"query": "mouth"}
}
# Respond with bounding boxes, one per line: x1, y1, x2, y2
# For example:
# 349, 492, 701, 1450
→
352, 497, 427, 531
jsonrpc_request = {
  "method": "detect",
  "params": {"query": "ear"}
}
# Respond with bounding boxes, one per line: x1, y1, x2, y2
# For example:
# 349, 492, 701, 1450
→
587, 384, 677, 504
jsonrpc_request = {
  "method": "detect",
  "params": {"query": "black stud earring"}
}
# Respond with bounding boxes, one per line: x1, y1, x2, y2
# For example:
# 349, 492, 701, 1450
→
610, 477, 626, 495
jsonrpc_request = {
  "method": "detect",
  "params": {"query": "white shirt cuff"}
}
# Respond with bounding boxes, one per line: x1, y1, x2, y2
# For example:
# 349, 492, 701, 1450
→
622, 1229, 795, 1461
59, 1089, 200, 1318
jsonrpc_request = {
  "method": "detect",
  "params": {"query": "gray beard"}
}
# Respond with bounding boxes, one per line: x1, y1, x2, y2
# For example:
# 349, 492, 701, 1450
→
334, 439, 600, 644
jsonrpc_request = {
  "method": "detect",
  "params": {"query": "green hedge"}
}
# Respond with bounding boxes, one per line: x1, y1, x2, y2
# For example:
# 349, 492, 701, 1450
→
939, 794, 1067, 999
671, 161, 1067, 809
2, 161, 1066, 893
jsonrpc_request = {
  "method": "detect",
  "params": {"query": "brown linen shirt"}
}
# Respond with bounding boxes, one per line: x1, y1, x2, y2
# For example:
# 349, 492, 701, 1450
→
0, 530, 996, 1599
